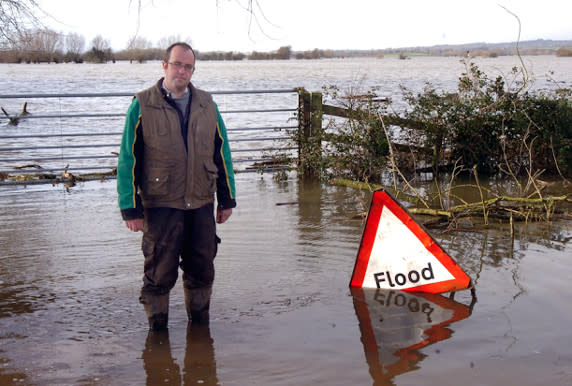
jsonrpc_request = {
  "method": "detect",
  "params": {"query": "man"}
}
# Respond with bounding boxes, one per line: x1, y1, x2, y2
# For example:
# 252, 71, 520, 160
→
117, 42, 236, 330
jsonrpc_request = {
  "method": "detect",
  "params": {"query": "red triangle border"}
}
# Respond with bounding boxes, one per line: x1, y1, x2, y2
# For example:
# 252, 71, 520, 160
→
350, 189, 471, 293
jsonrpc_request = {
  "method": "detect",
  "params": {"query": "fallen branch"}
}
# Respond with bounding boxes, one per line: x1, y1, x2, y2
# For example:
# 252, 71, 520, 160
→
331, 178, 423, 205
409, 194, 569, 222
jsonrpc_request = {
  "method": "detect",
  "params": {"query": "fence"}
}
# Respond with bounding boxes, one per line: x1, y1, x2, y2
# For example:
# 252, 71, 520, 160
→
0, 89, 299, 185
297, 89, 416, 177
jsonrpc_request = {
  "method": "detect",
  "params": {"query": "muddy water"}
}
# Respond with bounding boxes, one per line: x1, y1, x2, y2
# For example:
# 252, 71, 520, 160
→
1, 56, 572, 384
0, 173, 570, 385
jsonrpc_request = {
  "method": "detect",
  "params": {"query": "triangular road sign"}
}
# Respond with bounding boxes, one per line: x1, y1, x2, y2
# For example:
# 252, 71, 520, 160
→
350, 189, 471, 293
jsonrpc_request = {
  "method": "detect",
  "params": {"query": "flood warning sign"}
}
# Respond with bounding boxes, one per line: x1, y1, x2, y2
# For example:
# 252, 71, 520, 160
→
350, 189, 471, 293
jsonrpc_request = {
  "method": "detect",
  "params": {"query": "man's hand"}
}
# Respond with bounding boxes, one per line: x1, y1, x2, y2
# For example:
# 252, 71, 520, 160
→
125, 218, 144, 232
216, 207, 232, 224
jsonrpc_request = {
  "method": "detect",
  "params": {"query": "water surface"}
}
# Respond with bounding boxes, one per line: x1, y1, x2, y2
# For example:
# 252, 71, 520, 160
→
0, 174, 571, 385
1, 57, 571, 384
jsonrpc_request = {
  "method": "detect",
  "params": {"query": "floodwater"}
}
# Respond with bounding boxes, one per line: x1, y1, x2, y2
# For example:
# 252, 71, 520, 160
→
1, 175, 571, 385
1, 57, 572, 385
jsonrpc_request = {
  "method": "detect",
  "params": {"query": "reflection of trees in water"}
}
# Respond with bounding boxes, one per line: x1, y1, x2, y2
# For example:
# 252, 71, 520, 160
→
434, 218, 570, 306
295, 179, 367, 239
436, 228, 520, 292
514, 221, 571, 251
435, 217, 570, 274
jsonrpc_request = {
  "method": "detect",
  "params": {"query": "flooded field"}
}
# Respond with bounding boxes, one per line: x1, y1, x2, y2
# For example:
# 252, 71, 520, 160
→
0, 173, 571, 385
1, 56, 572, 384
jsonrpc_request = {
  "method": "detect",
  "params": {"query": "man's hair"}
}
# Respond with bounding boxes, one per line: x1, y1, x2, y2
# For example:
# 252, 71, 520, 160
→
164, 42, 196, 62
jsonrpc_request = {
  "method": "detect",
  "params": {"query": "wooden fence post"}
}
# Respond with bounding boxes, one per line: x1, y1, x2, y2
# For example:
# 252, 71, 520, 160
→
296, 89, 324, 178
298, 88, 312, 143
311, 91, 323, 137
309, 92, 323, 178
297, 88, 312, 176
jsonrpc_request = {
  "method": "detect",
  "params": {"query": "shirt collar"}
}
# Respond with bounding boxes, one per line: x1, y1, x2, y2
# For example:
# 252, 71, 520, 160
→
161, 80, 190, 99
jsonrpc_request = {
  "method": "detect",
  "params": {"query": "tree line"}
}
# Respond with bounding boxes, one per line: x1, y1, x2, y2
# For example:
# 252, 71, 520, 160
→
0, 27, 336, 64
0, 28, 186, 63
1, 27, 572, 64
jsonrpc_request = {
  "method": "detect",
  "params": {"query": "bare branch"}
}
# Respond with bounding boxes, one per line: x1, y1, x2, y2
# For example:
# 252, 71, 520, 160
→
236, 0, 278, 41
498, 4, 529, 84
0, 0, 43, 46
127, 0, 143, 49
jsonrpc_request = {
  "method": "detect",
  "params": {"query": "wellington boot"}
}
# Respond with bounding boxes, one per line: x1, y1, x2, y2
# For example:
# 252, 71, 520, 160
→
141, 293, 170, 331
183, 286, 212, 325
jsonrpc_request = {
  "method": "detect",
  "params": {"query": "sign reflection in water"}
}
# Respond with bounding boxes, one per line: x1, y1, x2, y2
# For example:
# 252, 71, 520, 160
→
351, 287, 476, 384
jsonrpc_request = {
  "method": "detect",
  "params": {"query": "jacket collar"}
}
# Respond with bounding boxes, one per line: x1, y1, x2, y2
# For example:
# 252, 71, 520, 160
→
148, 78, 209, 111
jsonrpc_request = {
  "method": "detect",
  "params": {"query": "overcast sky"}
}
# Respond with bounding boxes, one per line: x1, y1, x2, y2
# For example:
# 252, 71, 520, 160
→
37, 0, 572, 52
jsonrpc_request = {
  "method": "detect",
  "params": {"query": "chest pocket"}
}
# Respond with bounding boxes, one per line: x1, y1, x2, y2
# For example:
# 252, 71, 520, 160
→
143, 107, 181, 150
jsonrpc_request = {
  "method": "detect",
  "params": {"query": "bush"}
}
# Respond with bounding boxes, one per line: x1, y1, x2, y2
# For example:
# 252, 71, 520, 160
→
320, 86, 390, 181
400, 60, 572, 177
294, 61, 572, 183
556, 47, 572, 57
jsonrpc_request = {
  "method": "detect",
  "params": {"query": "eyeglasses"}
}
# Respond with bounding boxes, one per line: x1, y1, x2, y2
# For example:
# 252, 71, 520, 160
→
167, 61, 195, 72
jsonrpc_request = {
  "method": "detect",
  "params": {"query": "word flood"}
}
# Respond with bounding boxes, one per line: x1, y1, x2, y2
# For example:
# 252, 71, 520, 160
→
373, 262, 435, 288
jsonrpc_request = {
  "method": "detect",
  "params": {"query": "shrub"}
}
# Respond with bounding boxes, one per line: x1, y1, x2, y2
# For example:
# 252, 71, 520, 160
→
556, 47, 572, 57
400, 61, 572, 177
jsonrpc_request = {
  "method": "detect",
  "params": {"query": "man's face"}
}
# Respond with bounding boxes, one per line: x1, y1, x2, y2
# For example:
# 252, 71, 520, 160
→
162, 45, 195, 94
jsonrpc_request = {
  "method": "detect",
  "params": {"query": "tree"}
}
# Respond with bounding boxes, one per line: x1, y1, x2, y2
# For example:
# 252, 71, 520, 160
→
34, 28, 61, 62
65, 32, 85, 62
16, 28, 62, 62
131, 1, 270, 43
127, 35, 151, 50
0, 0, 42, 47
3, 1, 267, 51
91, 35, 110, 52
275, 46, 291, 60
125, 35, 154, 62
85, 35, 113, 63
157, 35, 192, 50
